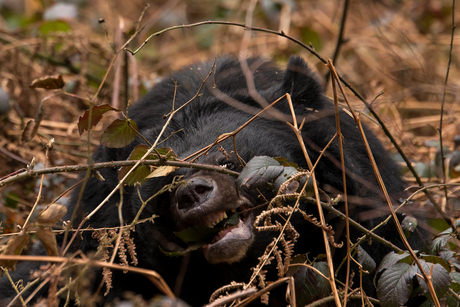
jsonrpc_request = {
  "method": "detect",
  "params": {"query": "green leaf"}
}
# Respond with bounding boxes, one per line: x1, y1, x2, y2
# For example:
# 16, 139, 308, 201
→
100, 118, 138, 148
236, 156, 284, 188
420, 254, 450, 272
160, 241, 204, 257
273, 157, 299, 168
300, 27, 322, 51
118, 146, 176, 186
217, 211, 239, 228
163, 212, 240, 258
450, 271, 460, 293
78, 104, 120, 135
4, 192, 20, 209
377, 251, 411, 274
416, 259, 450, 300
429, 229, 453, 254
357, 246, 376, 273
377, 263, 416, 307
118, 145, 152, 185
174, 226, 221, 244
291, 261, 330, 306
273, 166, 298, 192
39, 20, 71, 35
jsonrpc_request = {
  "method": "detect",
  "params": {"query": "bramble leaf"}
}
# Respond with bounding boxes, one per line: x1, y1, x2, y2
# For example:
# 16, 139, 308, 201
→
101, 118, 138, 148
237, 156, 284, 189
377, 263, 416, 307
78, 104, 120, 135
118, 146, 177, 186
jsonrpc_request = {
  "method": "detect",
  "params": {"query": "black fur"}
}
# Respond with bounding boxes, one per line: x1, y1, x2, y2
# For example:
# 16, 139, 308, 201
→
0, 56, 422, 306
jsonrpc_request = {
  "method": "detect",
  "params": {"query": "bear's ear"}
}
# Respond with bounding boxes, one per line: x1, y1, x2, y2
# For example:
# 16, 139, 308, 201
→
281, 56, 325, 108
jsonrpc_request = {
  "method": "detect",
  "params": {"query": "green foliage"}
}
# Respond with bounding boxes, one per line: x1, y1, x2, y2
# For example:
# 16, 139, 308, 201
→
236, 156, 285, 189
100, 118, 138, 148
290, 261, 331, 306
377, 262, 417, 307
376, 251, 453, 307
39, 20, 71, 35
236, 156, 312, 195
357, 246, 376, 273
429, 220, 460, 254
118, 146, 176, 186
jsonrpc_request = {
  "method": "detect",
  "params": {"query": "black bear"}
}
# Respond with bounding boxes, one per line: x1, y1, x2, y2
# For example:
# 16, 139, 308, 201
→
0, 56, 422, 306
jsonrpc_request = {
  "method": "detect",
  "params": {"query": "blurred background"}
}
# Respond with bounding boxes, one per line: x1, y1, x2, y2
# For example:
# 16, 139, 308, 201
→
0, 0, 459, 227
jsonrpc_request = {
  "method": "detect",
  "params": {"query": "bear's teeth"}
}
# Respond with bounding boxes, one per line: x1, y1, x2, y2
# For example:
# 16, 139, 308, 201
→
209, 211, 227, 227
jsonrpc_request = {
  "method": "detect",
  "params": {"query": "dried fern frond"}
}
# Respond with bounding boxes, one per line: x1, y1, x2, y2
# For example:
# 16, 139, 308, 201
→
123, 229, 138, 266
92, 229, 114, 295
297, 208, 343, 248
254, 207, 294, 230
280, 237, 295, 275
209, 281, 246, 303
278, 171, 311, 195
118, 235, 128, 271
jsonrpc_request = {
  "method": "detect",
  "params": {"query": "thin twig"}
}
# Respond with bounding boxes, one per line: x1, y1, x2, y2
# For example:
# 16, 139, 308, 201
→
438, 0, 456, 228
20, 139, 53, 233
286, 106, 342, 307
3, 269, 27, 307
325, 0, 350, 86
328, 58, 351, 307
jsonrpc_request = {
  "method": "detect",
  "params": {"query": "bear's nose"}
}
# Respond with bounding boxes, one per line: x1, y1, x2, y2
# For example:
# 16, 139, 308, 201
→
175, 177, 215, 210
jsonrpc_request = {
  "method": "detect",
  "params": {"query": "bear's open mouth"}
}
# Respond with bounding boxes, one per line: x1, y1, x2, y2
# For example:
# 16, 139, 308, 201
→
173, 183, 257, 264
201, 201, 255, 264
205, 207, 252, 244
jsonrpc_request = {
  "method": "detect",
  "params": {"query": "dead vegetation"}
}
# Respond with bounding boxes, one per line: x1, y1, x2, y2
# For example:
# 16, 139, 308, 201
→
0, 0, 459, 306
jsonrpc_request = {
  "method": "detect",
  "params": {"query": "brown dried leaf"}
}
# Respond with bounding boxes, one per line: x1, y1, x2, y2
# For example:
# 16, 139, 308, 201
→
36, 204, 68, 226
21, 118, 42, 144
30, 74, 65, 90
145, 165, 178, 179
0, 234, 29, 270
35, 227, 59, 256
21, 99, 44, 143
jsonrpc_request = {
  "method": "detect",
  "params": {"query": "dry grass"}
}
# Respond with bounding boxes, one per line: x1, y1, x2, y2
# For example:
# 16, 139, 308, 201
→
0, 0, 459, 305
